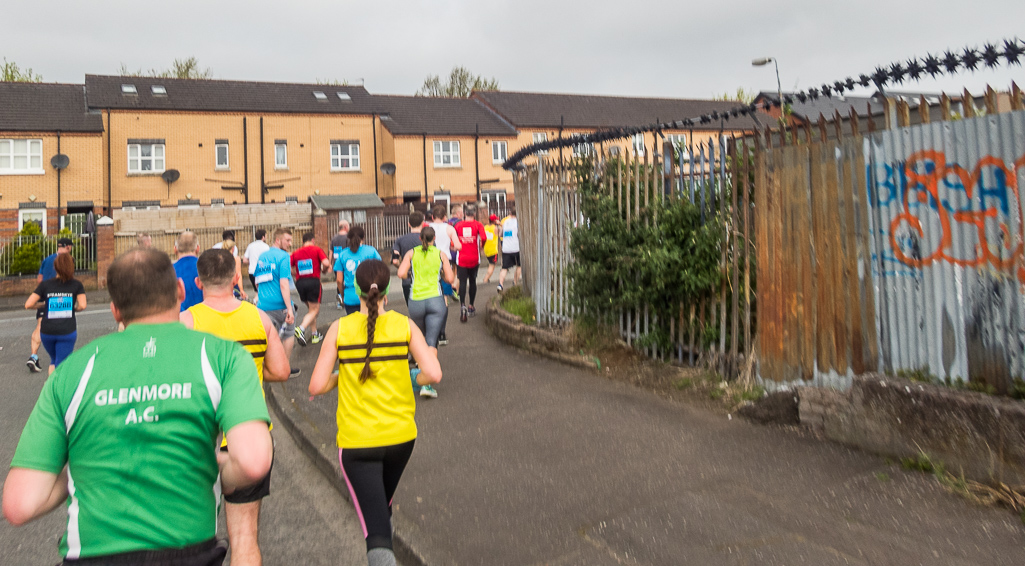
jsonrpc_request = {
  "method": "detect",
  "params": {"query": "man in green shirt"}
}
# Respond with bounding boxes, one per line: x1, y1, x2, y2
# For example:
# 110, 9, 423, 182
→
2, 248, 273, 565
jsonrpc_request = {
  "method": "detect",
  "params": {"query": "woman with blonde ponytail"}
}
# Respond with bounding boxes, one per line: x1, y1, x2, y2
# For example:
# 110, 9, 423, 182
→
309, 259, 441, 566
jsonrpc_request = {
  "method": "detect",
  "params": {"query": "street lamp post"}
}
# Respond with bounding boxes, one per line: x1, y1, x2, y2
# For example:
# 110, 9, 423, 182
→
752, 56, 785, 129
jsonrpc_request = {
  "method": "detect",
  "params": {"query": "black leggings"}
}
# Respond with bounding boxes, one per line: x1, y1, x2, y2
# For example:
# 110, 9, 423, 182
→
456, 265, 479, 307
339, 440, 415, 551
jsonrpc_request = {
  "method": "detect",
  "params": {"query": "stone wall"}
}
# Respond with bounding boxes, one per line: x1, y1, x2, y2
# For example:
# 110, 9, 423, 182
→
799, 375, 1025, 485
484, 296, 597, 370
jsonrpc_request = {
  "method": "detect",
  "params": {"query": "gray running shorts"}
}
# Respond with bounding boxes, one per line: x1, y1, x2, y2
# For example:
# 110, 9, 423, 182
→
265, 308, 296, 339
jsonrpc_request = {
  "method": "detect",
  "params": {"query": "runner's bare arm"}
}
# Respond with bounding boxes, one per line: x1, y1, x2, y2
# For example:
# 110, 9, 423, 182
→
409, 322, 441, 385
440, 252, 455, 284
397, 250, 413, 279
259, 310, 290, 382
179, 310, 195, 329
280, 278, 294, 324
309, 321, 341, 396
23, 293, 41, 310
2, 467, 69, 526
75, 294, 87, 312
220, 421, 273, 494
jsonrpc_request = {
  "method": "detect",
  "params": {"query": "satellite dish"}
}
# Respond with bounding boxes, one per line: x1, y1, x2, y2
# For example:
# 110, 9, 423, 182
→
50, 154, 69, 170
161, 169, 180, 183
380, 162, 396, 175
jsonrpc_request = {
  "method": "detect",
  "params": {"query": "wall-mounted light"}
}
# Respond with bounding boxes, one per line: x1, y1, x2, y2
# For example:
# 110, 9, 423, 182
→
314, 189, 320, 195
186, 192, 193, 199
29, 194, 37, 202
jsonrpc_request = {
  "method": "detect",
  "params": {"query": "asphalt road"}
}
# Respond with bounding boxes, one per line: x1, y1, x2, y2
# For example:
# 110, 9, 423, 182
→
0, 296, 369, 565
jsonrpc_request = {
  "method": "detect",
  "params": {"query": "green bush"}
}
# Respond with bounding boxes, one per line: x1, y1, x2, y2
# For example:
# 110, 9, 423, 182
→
1, 222, 45, 276
500, 286, 536, 325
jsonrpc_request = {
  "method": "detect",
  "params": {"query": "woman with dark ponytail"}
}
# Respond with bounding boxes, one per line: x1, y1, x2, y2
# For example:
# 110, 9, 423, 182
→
397, 225, 453, 398
337, 225, 382, 315
309, 259, 441, 566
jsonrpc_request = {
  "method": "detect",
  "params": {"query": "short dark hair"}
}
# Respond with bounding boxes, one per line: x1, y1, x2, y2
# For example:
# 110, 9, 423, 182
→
196, 249, 236, 289
108, 249, 178, 323
221, 230, 235, 240
432, 205, 447, 220
302, 231, 315, 244
254, 228, 267, 241
408, 211, 424, 227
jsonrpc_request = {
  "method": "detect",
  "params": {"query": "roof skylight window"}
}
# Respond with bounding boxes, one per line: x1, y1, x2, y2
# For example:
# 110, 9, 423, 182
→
151, 85, 167, 95
121, 84, 137, 94
313, 91, 328, 101
337, 92, 351, 101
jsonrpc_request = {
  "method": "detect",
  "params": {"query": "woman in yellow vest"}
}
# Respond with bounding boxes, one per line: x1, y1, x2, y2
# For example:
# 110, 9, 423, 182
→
482, 213, 501, 283
309, 259, 441, 566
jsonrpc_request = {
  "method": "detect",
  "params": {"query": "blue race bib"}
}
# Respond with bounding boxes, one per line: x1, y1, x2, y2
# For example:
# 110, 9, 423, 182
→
47, 295, 73, 319
297, 258, 314, 276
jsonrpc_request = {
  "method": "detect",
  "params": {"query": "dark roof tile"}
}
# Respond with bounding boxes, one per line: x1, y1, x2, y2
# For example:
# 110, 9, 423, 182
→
85, 75, 375, 115
374, 96, 517, 137
0, 82, 103, 132
473, 91, 768, 130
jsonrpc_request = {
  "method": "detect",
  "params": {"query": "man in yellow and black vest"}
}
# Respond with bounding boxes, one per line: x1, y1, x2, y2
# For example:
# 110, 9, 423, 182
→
180, 248, 290, 566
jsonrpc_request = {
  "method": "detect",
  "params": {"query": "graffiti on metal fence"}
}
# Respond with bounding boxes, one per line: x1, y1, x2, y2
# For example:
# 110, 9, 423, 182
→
870, 150, 1025, 285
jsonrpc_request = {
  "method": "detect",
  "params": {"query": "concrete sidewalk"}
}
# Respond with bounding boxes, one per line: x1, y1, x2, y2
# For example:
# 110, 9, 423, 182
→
270, 283, 1025, 566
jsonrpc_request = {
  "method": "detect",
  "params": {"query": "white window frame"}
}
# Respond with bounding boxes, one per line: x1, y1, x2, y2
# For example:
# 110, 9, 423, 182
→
632, 133, 646, 155
275, 142, 288, 170
127, 143, 165, 174
0, 138, 44, 175
330, 143, 360, 171
664, 134, 689, 159
572, 142, 594, 157
433, 140, 460, 168
492, 141, 507, 164
532, 132, 548, 155
215, 142, 229, 170
18, 209, 46, 234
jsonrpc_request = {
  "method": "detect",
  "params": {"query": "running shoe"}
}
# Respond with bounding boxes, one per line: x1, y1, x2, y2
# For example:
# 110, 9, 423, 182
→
419, 384, 438, 398
310, 332, 323, 345
460, 305, 468, 323
289, 367, 302, 378
452, 290, 460, 302
468, 305, 476, 317
27, 355, 41, 373
410, 368, 422, 394
438, 334, 448, 346
497, 284, 504, 293
294, 327, 308, 347
336, 294, 344, 309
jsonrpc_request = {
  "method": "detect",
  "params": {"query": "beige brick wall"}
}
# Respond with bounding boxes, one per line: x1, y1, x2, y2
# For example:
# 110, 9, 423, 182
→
0, 131, 105, 217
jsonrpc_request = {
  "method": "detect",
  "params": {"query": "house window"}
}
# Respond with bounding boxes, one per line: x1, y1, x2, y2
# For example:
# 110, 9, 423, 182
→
19, 209, 46, 234
632, 133, 646, 155
433, 141, 460, 168
127, 143, 165, 173
215, 141, 229, 169
664, 134, 689, 159
330, 142, 360, 171
275, 141, 287, 169
532, 132, 548, 155
0, 139, 44, 174
572, 142, 594, 157
492, 141, 507, 164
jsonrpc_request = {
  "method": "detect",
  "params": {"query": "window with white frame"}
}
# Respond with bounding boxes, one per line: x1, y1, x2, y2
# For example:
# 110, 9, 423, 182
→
19, 209, 46, 234
572, 142, 594, 157
632, 133, 646, 155
664, 134, 689, 159
215, 140, 229, 169
433, 141, 460, 168
330, 142, 359, 171
127, 142, 165, 173
275, 141, 287, 169
492, 141, 507, 164
0, 139, 44, 174
532, 132, 548, 154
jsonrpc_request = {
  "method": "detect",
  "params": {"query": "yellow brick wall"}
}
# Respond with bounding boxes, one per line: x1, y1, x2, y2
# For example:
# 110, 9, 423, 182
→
104, 110, 378, 208
0, 132, 104, 212
386, 134, 517, 205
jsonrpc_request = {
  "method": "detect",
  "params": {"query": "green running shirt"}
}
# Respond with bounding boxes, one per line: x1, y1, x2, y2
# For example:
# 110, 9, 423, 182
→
410, 246, 443, 301
10, 322, 270, 559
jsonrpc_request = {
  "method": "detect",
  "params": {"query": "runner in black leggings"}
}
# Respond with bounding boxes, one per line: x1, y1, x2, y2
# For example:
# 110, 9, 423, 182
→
453, 205, 486, 323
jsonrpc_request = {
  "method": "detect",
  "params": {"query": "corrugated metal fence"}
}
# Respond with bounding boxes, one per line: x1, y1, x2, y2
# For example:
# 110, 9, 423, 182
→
757, 86, 1025, 391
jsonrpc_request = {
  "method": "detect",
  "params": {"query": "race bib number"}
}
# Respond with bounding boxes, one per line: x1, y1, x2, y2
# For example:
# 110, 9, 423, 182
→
47, 295, 73, 319
462, 227, 473, 238
254, 261, 274, 285
297, 258, 314, 276
333, 246, 344, 258
504, 230, 513, 238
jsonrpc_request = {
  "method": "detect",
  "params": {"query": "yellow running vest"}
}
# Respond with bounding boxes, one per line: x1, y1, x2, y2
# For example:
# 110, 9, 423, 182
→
188, 302, 272, 444
335, 311, 416, 449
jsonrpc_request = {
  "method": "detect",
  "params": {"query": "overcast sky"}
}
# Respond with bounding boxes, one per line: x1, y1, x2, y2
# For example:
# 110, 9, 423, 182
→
4, 0, 1023, 101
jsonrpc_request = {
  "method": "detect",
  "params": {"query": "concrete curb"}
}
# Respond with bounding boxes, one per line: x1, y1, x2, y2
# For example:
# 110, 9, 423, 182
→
265, 382, 450, 566
484, 295, 599, 371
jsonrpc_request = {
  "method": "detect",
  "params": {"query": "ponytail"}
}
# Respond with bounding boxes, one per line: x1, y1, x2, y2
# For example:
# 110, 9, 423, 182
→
420, 226, 436, 253
359, 284, 381, 384
348, 225, 365, 253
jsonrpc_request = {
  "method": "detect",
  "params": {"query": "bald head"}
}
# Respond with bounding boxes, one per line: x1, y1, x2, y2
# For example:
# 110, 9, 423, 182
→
175, 231, 199, 257
108, 248, 180, 323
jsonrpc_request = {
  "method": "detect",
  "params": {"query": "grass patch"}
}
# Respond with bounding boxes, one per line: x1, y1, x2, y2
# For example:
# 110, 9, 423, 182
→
900, 450, 1025, 515
896, 367, 935, 383
875, 472, 891, 482
499, 286, 536, 325
673, 377, 694, 390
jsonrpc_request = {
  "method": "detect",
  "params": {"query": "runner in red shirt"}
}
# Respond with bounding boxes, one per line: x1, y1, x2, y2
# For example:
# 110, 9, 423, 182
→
454, 205, 487, 322
290, 231, 331, 346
